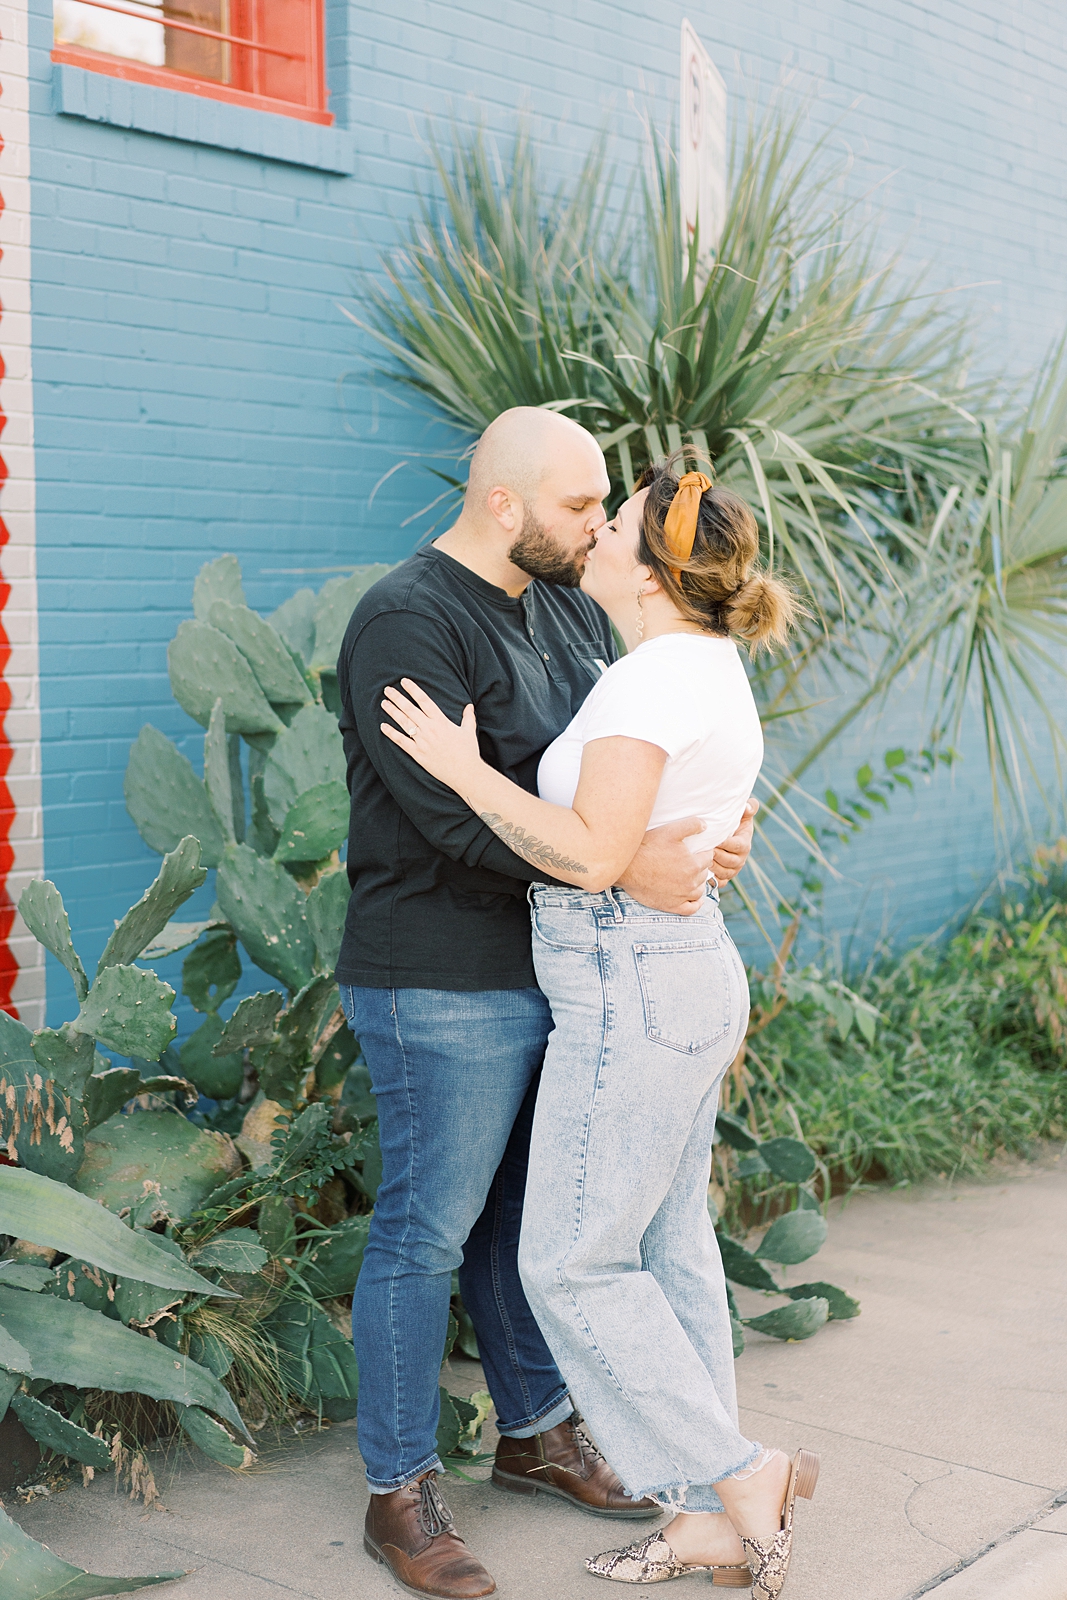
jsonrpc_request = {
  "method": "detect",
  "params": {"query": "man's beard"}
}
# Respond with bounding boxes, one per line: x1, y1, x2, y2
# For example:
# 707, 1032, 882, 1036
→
508, 510, 589, 588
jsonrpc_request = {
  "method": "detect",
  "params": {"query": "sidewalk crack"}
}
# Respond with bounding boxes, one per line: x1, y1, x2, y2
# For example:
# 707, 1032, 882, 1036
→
901, 1469, 959, 1557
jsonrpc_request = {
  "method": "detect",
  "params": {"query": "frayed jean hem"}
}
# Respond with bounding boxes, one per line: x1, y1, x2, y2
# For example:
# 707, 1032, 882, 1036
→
641, 1443, 763, 1515
366, 1450, 443, 1494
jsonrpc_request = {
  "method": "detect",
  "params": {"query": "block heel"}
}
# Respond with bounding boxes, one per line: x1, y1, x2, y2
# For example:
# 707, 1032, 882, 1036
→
740, 1448, 820, 1600
792, 1449, 819, 1501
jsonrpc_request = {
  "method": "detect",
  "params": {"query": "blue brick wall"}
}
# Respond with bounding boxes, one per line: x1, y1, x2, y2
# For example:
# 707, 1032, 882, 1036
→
25, 0, 1067, 1021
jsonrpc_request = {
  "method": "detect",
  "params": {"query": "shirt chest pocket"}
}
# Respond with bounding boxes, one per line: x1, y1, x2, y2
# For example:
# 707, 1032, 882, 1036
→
568, 641, 612, 686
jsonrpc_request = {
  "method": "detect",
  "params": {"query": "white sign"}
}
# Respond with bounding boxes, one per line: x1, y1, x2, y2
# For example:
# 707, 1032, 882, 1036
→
680, 19, 727, 260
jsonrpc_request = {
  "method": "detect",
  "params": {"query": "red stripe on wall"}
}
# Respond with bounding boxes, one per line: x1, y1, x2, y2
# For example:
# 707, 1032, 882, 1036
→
0, 134, 22, 1017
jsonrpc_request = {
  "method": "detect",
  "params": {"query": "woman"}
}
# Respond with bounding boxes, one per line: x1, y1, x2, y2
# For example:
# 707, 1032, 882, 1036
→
379, 465, 817, 1598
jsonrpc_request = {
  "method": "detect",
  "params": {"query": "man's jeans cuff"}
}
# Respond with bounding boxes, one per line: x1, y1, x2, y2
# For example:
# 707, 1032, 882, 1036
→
496, 1395, 574, 1440
366, 1454, 443, 1494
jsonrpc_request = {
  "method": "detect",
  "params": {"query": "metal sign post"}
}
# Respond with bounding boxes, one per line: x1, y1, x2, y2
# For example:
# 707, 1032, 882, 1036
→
680, 19, 727, 268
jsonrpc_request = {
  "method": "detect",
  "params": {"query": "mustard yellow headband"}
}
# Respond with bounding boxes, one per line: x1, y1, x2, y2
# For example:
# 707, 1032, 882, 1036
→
662, 471, 712, 581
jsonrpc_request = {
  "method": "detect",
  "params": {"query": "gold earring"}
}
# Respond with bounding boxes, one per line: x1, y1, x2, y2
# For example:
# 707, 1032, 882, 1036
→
635, 591, 645, 641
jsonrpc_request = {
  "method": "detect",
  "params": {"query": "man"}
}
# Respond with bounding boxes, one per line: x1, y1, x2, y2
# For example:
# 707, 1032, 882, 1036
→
336, 408, 755, 1599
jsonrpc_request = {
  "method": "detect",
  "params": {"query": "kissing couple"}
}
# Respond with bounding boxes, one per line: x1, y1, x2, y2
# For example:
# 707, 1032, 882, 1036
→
334, 408, 818, 1598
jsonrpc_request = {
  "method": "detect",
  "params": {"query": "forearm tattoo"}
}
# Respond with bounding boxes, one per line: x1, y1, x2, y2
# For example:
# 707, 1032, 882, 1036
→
479, 812, 588, 875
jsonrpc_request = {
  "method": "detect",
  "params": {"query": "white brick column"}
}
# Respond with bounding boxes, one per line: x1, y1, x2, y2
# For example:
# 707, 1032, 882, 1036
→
0, 0, 45, 1028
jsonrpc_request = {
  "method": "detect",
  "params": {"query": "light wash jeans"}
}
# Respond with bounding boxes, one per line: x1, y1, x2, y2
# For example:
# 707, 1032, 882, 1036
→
518, 886, 759, 1513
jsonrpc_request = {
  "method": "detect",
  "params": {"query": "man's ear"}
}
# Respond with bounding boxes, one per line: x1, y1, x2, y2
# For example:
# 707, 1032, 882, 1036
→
486, 485, 521, 534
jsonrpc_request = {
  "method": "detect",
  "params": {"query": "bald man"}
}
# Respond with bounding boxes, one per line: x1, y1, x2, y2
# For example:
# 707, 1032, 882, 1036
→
335, 409, 754, 1598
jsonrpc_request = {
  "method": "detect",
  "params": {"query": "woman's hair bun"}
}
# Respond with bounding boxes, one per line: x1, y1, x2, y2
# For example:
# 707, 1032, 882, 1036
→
724, 571, 796, 651
635, 458, 797, 652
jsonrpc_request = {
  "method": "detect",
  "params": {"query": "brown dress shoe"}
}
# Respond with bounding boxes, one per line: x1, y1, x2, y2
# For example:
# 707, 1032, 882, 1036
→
364, 1471, 496, 1598
493, 1412, 660, 1519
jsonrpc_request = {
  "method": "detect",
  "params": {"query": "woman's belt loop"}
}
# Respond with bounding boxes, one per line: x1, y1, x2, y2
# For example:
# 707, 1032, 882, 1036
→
602, 886, 625, 922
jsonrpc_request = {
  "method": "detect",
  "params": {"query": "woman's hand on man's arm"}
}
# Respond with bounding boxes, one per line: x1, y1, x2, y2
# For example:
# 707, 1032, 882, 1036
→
381, 680, 664, 890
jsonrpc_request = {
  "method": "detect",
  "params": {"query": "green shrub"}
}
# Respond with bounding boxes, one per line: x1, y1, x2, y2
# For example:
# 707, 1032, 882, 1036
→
740, 841, 1067, 1188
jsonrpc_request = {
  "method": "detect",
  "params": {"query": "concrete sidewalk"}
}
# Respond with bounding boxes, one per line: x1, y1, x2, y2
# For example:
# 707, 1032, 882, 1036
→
8, 1149, 1066, 1600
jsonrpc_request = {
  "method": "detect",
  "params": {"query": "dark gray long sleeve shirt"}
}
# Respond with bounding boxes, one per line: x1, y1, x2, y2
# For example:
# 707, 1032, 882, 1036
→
335, 545, 617, 990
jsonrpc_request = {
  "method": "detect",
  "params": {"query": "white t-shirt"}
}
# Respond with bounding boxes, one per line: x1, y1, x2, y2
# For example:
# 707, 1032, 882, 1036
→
537, 633, 763, 853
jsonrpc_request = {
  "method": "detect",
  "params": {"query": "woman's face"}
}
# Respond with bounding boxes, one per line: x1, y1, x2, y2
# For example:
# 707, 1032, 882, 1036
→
580, 488, 649, 613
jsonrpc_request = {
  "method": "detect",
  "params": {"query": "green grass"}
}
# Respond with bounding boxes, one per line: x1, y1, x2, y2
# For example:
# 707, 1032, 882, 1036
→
741, 841, 1067, 1188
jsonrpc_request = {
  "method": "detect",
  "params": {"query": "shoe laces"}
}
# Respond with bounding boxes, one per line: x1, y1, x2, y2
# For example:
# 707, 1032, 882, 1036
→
572, 1420, 604, 1465
417, 1474, 455, 1539
547, 1408, 604, 1478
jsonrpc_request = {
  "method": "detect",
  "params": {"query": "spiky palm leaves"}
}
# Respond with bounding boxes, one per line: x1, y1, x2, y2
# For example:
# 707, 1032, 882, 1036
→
353, 108, 1067, 841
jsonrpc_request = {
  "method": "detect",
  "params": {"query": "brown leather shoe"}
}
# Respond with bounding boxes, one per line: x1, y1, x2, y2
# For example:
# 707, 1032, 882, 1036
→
364, 1472, 496, 1598
493, 1412, 660, 1519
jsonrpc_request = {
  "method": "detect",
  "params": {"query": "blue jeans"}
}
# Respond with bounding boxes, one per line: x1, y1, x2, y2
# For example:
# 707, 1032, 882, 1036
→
339, 984, 573, 1492
518, 888, 757, 1513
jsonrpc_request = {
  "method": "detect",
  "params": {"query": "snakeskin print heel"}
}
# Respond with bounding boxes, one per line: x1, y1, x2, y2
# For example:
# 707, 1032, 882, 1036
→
585, 1530, 750, 1586
740, 1449, 820, 1600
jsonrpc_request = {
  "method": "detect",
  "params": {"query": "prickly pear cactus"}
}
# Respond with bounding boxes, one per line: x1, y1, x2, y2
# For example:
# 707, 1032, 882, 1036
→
4, 838, 208, 1174
124, 555, 383, 1213
709, 1111, 860, 1351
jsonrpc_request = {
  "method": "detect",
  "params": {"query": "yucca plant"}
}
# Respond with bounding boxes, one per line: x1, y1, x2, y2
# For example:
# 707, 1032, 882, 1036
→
354, 109, 979, 611
352, 107, 1066, 871
773, 347, 1067, 827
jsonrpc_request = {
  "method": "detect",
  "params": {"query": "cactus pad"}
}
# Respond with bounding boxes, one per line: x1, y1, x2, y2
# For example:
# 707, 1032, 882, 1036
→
76, 1109, 242, 1224
97, 837, 207, 973
209, 600, 312, 709
301, 1214, 371, 1300
252, 973, 337, 1106
755, 1209, 829, 1264
0, 1014, 92, 1181
716, 1231, 780, 1292
214, 989, 284, 1055
125, 725, 227, 866
75, 964, 177, 1062
168, 620, 283, 735
182, 927, 241, 1014
273, 780, 349, 866
180, 1013, 244, 1100
262, 704, 347, 832
18, 879, 89, 1001
193, 553, 246, 621
216, 843, 316, 994
83, 1065, 193, 1130
203, 699, 236, 843
306, 868, 351, 972
270, 586, 317, 668
742, 1296, 830, 1341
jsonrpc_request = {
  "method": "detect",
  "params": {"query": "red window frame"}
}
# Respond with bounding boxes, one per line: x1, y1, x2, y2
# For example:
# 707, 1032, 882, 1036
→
52, 0, 332, 126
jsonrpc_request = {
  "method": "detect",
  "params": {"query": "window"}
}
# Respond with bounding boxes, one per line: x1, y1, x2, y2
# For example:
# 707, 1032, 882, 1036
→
52, 1, 331, 124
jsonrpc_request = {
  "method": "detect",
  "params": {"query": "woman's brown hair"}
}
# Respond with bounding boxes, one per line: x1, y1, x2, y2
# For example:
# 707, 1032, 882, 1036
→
635, 460, 796, 651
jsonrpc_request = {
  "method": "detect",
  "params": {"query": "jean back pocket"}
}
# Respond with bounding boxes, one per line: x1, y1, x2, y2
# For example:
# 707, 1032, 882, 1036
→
532, 903, 600, 954
633, 938, 731, 1055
